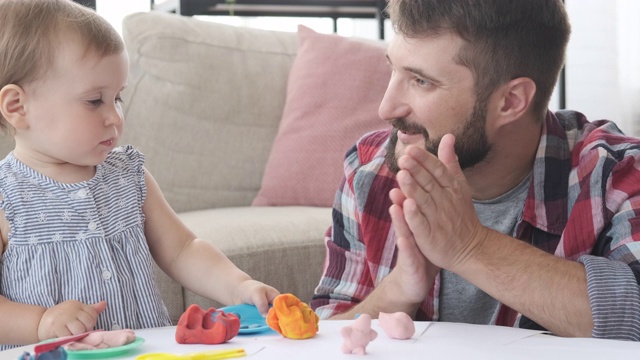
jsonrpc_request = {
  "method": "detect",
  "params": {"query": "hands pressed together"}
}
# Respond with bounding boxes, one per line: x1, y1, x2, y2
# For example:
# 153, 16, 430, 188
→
387, 134, 489, 305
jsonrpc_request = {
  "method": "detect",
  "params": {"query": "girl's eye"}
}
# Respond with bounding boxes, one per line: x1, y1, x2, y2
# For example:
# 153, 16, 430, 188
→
115, 96, 124, 104
88, 99, 103, 106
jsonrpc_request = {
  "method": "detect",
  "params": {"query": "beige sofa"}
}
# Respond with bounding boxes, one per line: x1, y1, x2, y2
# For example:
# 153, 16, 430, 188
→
0, 12, 331, 324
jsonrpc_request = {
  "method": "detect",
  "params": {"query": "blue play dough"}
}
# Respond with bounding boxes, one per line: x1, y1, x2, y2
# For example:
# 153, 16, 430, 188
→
219, 304, 275, 334
18, 347, 67, 360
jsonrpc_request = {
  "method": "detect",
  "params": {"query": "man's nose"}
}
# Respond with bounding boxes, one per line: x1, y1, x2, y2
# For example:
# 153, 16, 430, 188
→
378, 78, 410, 122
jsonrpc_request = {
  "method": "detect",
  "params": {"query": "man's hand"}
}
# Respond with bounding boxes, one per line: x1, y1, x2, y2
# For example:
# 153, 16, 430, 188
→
328, 190, 438, 320
395, 134, 488, 272
37, 300, 106, 340
387, 188, 439, 306
394, 135, 595, 337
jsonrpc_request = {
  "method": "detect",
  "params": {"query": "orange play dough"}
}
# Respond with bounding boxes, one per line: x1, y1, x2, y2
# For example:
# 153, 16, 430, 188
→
266, 293, 319, 339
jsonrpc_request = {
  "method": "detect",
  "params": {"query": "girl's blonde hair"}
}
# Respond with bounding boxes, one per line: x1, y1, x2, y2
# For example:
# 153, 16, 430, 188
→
0, 0, 124, 133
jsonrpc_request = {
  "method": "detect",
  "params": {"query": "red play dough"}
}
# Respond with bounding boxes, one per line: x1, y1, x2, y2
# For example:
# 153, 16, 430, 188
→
175, 304, 240, 344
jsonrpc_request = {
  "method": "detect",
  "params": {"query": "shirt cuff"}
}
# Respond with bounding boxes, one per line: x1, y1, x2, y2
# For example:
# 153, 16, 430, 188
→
580, 255, 640, 340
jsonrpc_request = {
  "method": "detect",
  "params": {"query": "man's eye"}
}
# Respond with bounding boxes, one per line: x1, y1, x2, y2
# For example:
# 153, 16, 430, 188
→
415, 78, 429, 87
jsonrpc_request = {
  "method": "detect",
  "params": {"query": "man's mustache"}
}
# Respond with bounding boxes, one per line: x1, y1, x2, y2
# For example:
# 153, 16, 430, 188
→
390, 118, 429, 139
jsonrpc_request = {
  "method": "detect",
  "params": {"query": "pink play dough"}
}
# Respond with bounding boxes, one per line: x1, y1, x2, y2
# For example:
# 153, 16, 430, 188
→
340, 314, 378, 355
64, 329, 136, 350
378, 312, 415, 340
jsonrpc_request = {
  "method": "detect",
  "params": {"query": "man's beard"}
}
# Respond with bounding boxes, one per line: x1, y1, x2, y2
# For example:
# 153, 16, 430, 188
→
385, 99, 491, 174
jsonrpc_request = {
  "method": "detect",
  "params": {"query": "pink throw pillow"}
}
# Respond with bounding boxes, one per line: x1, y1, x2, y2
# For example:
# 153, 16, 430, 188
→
252, 25, 391, 207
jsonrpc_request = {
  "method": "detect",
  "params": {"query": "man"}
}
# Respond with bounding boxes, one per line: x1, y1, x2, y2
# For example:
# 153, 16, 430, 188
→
310, 0, 640, 340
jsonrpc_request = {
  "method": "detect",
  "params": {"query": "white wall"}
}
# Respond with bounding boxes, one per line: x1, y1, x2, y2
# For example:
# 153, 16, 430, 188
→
565, 0, 640, 135
616, 0, 640, 135
96, 0, 149, 35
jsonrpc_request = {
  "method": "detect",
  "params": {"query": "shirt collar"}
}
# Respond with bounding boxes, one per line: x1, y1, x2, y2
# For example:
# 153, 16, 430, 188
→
520, 110, 574, 236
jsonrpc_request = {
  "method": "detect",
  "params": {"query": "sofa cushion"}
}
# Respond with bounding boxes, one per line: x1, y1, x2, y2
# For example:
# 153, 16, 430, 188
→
121, 12, 298, 213
153, 206, 331, 323
252, 25, 391, 207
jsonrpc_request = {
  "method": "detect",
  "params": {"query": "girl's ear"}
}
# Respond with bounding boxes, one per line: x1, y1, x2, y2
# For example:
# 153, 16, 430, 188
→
0, 84, 29, 130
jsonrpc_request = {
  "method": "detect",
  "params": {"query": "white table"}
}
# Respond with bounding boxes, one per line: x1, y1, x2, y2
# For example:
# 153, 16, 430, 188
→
3, 320, 640, 359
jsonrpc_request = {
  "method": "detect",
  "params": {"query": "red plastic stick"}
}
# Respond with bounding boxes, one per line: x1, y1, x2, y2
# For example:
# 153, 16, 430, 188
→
33, 331, 97, 356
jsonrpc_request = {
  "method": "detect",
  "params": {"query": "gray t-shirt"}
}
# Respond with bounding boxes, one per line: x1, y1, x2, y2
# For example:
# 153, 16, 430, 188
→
439, 173, 531, 324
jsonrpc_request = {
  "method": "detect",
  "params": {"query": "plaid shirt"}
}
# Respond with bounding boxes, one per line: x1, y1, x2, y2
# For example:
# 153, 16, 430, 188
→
311, 110, 640, 340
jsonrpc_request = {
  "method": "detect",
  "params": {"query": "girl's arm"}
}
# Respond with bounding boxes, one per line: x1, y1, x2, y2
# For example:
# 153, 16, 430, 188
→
1, 199, 8, 254
142, 169, 278, 310
0, 296, 106, 346
0, 202, 43, 345
0, 199, 106, 346
0, 295, 46, 346
0, 201, 43, 345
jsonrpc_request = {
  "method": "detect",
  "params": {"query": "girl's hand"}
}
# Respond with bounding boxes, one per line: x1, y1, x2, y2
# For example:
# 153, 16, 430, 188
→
37, 300, 106, 341
235, 280, 279, 316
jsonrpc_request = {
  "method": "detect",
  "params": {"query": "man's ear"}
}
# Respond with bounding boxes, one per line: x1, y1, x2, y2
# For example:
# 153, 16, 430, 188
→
493, 77, 536, 126
0, 84, 29, 130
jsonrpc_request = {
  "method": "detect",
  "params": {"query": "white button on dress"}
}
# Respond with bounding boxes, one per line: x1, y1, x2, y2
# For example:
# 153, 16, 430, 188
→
102, 270, 112, 280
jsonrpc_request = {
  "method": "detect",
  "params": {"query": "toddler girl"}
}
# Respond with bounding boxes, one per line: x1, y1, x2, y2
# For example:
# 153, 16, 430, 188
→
0, 0, 279, 349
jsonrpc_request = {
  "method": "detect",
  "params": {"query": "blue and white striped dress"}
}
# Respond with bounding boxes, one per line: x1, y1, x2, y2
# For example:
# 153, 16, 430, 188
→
0, 146, 171, 349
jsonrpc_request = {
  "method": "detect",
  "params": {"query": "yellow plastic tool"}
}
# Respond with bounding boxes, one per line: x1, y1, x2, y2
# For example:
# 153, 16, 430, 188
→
135, 347, 246, 360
